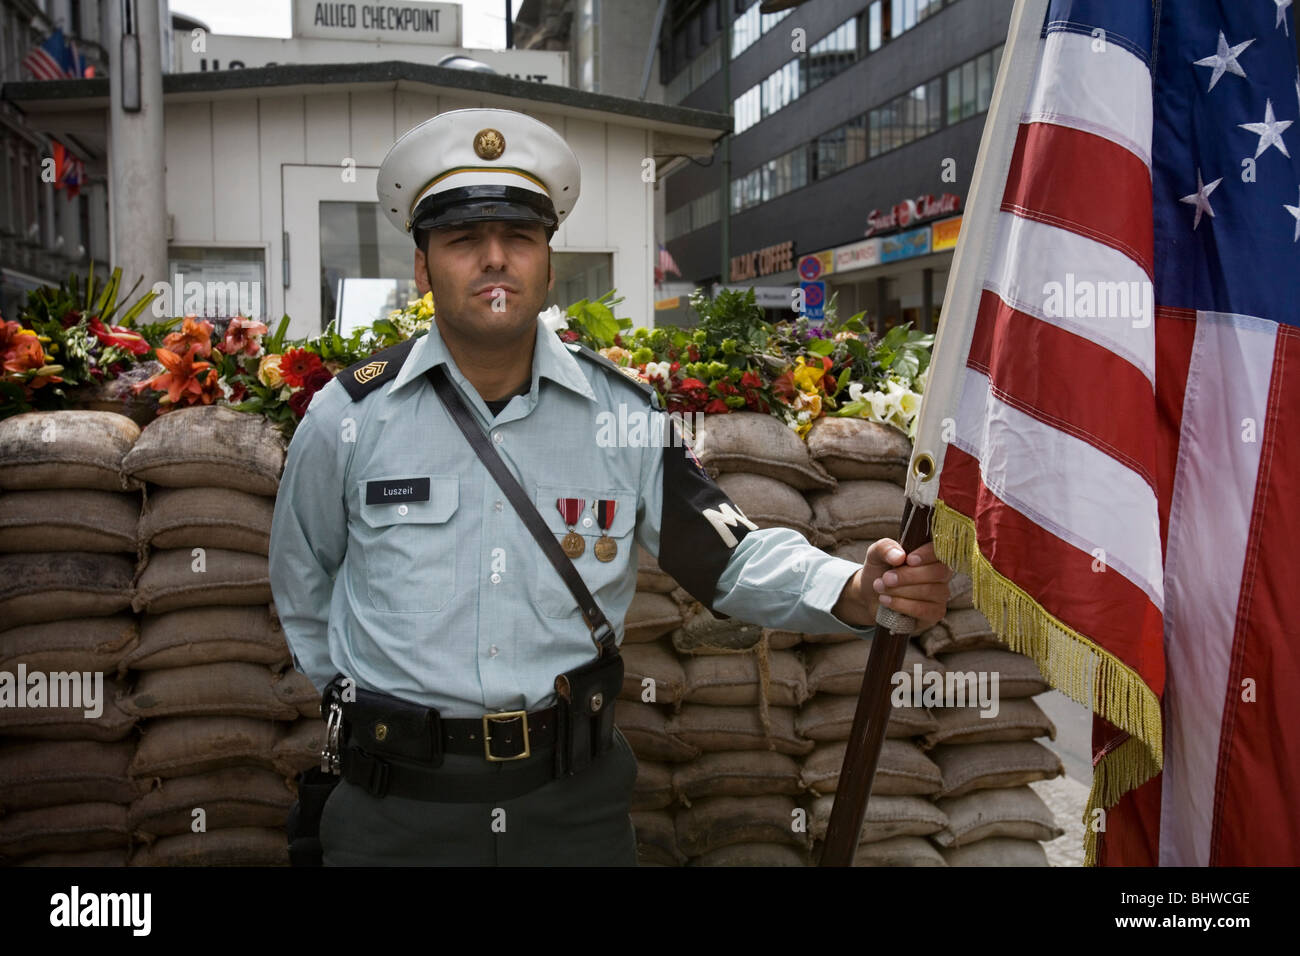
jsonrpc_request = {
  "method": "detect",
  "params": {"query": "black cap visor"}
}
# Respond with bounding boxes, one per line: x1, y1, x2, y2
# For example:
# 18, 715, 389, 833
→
411, 184, 558, 232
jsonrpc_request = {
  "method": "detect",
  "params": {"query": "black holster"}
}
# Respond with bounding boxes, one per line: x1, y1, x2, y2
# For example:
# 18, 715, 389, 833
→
286, 766, 340, 867
554, 649, 623, 777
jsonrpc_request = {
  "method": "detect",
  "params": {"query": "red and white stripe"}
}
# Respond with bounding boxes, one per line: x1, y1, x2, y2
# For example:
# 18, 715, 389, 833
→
21, 48, 63, 81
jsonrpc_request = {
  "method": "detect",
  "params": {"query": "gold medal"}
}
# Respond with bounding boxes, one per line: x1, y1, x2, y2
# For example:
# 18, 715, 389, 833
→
592, 499, 617, 562
561, 530, 585, 558
594, 535, 617, 562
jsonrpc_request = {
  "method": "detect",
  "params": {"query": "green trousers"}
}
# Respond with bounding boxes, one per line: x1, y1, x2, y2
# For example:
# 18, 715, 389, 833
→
320, 727, 639, 866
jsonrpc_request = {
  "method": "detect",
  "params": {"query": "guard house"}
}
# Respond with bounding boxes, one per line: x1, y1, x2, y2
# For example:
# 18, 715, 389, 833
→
4, 60, 729, 337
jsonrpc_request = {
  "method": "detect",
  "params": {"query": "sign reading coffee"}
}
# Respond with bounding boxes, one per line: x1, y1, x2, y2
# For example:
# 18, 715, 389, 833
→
729, 240, 794, 283
865, 193, 961, 237
296, 1, 460, 44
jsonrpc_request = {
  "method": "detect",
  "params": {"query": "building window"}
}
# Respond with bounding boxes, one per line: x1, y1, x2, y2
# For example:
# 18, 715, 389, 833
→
805, 17, 858, 92
868, 2, 884, 52
945, 45, 1000, 124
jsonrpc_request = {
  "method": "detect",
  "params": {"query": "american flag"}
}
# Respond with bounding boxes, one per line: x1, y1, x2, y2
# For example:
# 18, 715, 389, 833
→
910, 0, 1299, 865
655, 242, 682, 285
21, 27, 85, 81
52, 140, 84, 200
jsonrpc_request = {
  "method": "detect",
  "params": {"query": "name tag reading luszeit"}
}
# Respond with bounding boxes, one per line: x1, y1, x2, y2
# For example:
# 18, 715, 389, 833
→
366, 477, 431, 505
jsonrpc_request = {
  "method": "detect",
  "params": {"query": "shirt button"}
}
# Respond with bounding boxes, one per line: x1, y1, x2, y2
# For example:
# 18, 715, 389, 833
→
397, 504, 408, 516
490, 572, 501, 584
582, 516, 593, 528
489, 644, 499, 657
494, 500, 503, 512
492, 432, 504, 444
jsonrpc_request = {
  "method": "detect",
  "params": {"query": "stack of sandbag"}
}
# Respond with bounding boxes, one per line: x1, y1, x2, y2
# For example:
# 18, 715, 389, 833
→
116, 405, 305, 867
0, 411, 146, 866
802, 417, 1066, 866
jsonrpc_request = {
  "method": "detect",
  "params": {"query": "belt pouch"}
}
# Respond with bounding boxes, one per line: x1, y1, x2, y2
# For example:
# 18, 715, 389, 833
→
346, 686, 442, 766
554, 650, 623, 776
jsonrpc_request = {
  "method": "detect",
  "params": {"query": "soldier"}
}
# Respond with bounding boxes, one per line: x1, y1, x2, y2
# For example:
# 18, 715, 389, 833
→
268, 108, 951, 867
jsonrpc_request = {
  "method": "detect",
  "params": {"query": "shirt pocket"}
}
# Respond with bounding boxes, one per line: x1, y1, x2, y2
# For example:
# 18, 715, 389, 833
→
531, 484, 637, 620
355, 475, 459, 613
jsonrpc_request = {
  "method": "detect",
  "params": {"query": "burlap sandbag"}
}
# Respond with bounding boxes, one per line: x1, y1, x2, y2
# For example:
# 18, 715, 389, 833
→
0, 677, 135, 742
936, 648, 1049, 699
671, 608, 765, 655
0, 614, 139, 675
947, 572, 974, 609
805, 417, 911, 484
764, 629, 803, 650
616, 700, 699, 762
806, 793, 949, 844
805, 637, 945, 696
129, 716, 280, 778
618, 639, 686, 705
795, 692, 938, 741
694, 411, 836, 491
16, 849, 127, 866
715, 472, 824, 545
681, 649, 807, 707
0, 410, 142, 492
801, 739, 943, 796
809, 480, 905, 544
126, 604, 290, 670
0, 739, 148, 812
848, 834, 947, 867
128, 827, 289, 866
666, 704, 812, 756
940, 836, 1050, 866
271, 717, 326, 776
674, 794, 806, 857
931, 741, 1065, 798
917, 608, 1007, 656
0, 802, 129, 861
631, 759, 675, 811
623, 591, 683, 643
922, 698, 1057, 748
933, 785, 1064, 847
128, 767, 296, 839
117, 661, 299, 720
631, 809, 686, 866
671, 750, 802, 801
0, 552, 135, 627
120, 405, 286, 496
0, 489, 140, 553
274, 668, 321, 718
138, 486, 275, 555
131, 547, 271, 614
688, 843, 809, 866
636, 546, 678, 593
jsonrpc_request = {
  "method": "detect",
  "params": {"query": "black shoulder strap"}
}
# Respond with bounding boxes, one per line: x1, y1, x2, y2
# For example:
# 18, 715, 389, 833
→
338, 333, 424, 402
424, 363, 617, 657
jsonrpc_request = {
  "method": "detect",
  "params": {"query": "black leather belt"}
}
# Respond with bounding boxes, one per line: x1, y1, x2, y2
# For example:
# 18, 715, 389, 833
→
343, 703, 558, 760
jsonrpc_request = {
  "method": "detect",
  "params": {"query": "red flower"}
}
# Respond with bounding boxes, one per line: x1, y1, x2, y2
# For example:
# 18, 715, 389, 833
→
679, 377, 707, 392
89, 317, 151, 356
227, 381, 247, 403
687, 345, 700, 362
220, 316, 269, 357
704, 398, 730, 414
772, 369, 797, 403
669, 361, 680, 374
280, 348, 323, 387
303, 365, 333, 392
714, 381, 738, 396
560, 329, 580, 343
162, 317, 214, 360
60, 309, 82, 329
288, 387, 315, 417
740, 370, 762, 388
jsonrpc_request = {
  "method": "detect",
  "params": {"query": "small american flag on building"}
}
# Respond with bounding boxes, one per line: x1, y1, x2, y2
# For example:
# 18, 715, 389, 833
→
909, 0, 1299, 865
21, 27, 86, 81
655, 243, 682, 285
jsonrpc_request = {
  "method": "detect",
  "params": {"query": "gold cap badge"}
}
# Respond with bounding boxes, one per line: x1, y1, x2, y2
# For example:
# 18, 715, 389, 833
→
473, 128, 505, 160
353, 360, 388, 383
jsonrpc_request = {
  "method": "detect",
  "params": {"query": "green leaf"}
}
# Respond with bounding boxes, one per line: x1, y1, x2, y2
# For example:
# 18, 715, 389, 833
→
834, 367, 852, 397
805, 337, 836, 356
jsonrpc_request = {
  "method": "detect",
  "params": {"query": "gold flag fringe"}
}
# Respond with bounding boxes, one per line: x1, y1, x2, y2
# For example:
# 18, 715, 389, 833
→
930, 500, 1163, 867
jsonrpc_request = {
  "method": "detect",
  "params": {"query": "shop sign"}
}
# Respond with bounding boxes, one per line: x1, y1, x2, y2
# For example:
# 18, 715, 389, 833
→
865, 193, 962, 236
295, 1, 460, 44
833, 237, 881, 273
930, 215, 962, 252
880, 226, 931, 263
729, 240, 795, 282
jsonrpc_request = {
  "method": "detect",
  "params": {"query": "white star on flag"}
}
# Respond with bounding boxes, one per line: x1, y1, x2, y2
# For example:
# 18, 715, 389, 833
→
1179, 168, 1223, 230
1193, 31, 1254, 91
1286, 187, 1300, 242
1276, 0, 1293, 37
1239, 98, 1293, 158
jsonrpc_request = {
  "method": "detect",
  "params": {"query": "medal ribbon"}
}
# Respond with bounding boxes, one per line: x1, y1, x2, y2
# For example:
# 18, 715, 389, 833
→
594, 499, 616, 531
556, 497, 584, 527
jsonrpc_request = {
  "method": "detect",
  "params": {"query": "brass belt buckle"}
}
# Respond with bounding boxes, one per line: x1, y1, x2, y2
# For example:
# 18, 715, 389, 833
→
482, 710, 530, 761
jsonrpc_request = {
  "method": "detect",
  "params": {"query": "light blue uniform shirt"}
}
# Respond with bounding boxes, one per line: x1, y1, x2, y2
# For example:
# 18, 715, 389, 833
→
268, 317, 873, 718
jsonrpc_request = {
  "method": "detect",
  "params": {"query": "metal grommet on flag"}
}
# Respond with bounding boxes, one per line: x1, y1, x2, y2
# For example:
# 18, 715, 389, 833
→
911, 453, 936, 482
